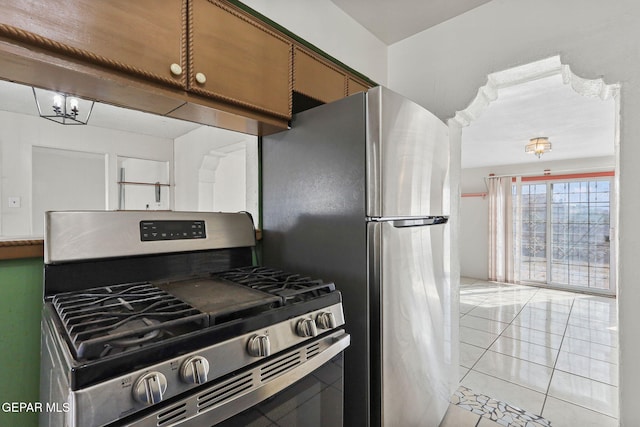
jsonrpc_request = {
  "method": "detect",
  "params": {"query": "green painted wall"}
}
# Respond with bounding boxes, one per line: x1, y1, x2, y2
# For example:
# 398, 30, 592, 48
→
0, 257, 43, 427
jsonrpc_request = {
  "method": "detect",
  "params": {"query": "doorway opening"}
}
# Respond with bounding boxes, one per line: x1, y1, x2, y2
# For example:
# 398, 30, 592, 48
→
452, 55, 619, 295
450, 55, 620, 424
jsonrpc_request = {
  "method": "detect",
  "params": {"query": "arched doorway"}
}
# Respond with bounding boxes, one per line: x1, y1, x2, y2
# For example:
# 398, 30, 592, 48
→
447, 55, 620, 425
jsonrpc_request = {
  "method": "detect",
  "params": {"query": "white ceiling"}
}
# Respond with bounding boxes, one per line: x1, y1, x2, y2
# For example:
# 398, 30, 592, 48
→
461, 74, 616, 169
330, 0, 493, 44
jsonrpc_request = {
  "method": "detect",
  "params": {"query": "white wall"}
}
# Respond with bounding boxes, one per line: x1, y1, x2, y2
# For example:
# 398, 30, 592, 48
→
460, 196, 488, 280
388, 0, 637, 422
174, 126, 259, 223
213, 149, 247, 212
0, 107, 261, 237
32, 147, 106, 236
239, 0, 388, 85
0, 111, 173, 237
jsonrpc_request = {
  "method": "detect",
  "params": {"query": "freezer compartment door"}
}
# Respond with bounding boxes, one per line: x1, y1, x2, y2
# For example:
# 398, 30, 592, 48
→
366, 86, 449, 218
369, 220, 455, 427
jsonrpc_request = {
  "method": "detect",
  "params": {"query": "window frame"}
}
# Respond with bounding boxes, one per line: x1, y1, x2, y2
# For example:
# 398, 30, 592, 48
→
513, 172, 616, 295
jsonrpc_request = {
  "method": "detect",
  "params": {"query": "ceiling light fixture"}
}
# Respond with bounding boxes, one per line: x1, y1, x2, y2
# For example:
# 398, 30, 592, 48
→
32, 87, 94, 125
525, 137, 552, 158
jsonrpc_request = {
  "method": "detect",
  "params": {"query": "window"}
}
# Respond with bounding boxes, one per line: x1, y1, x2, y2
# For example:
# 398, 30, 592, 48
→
514, 176, 613, 292
519, 183, 548, 282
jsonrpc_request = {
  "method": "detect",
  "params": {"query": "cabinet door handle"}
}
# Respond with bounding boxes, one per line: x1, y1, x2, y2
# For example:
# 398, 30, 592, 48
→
195, 72, 207, 84
170, 63, 183, 76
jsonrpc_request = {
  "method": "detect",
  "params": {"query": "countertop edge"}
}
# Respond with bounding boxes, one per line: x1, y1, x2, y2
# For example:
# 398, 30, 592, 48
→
0, 239, 44, 260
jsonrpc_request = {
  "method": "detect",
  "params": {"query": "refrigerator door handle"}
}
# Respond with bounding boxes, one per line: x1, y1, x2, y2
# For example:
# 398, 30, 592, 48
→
390, 216, 449, 228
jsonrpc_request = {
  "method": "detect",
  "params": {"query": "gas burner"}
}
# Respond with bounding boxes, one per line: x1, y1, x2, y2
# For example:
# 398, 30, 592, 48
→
213, 266, 336, 304
52, 282, 208, 360
96, 318, 163, 358
108, 318, 162, 347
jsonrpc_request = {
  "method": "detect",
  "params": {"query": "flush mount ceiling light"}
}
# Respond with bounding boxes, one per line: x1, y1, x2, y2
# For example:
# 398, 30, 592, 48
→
525, 136, 552, 158
32, 87, 94, 125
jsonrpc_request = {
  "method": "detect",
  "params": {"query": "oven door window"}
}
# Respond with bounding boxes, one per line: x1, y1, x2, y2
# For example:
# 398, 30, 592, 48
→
215, 354, 344, 427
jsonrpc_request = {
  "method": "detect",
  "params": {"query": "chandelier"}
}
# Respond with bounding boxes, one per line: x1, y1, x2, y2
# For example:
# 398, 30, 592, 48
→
525, 137, 552, 158
32, 87, 94, 125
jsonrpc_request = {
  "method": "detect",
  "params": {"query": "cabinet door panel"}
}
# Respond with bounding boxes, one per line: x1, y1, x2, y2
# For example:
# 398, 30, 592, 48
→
294, 47, 346, 103
189, 0, 292, 119
0, 0, 186, 88
348, 77, 369, 96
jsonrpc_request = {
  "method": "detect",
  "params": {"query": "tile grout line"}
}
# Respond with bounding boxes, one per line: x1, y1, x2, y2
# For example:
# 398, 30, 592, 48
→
460, 280, 619, 422
461, 285, 541, 384
542, 299, 619, 418
540, 295, 576, 417
464, 285, 579, 418
459, 292, 493, 382
465, 293, 618, 415
459, 291, 495, 382
542, 394, 619, 421
463, 368, 546, 397
463, 288, 561, 396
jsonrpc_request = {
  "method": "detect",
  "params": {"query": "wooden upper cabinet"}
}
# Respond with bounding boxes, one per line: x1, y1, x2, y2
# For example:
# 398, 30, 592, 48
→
0, 0, 187, 88
293, 46, 346, 104
347, 77, 370, 96
189, 0, 292, 119
0, 0, 370, 127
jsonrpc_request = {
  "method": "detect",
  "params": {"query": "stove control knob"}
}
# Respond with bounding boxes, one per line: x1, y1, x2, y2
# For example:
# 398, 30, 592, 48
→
316, 312, 336, 330
180, 356, 210, 385
247, 334, 271, 357
296, 318, 318, 337
132, 372, 167, 405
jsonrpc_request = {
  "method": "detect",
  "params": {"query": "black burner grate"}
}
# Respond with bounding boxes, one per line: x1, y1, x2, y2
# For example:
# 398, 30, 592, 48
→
213, 266, 336, 305
51, 267, 337, 364
52, 282, 208, 360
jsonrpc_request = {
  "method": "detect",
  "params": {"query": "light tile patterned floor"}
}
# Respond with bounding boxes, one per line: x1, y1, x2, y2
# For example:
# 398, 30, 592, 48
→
441, 278, 618, 427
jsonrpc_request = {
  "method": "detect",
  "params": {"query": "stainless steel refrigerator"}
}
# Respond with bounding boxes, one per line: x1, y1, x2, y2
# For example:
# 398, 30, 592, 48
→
262, 86, 456, 427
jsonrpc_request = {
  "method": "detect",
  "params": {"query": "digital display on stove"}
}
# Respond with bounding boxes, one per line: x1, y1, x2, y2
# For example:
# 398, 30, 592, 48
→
140, 220, 206, 241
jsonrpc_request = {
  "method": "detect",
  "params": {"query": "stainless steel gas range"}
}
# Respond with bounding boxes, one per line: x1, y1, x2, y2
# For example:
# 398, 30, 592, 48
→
40, 211, 349, 427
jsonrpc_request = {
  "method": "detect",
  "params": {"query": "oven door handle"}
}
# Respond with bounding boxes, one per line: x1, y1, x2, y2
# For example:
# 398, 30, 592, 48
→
122, 330, 350, 427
